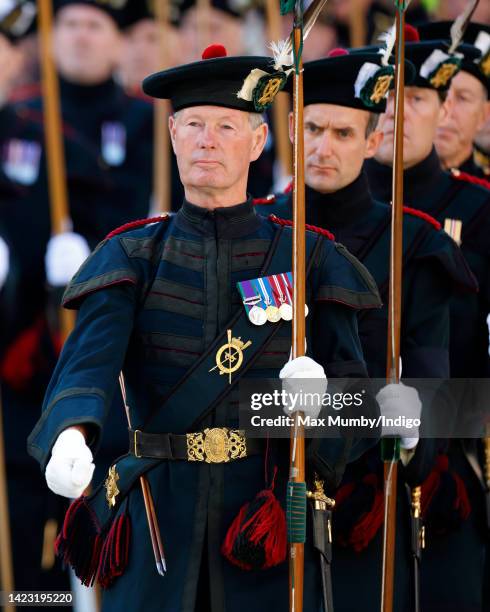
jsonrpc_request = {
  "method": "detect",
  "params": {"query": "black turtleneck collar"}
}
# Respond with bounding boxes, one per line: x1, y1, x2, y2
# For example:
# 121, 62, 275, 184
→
59, 76, 120, 108
305, 172, 374, 229
176, 197, 262, 238
365, 147, 444, 204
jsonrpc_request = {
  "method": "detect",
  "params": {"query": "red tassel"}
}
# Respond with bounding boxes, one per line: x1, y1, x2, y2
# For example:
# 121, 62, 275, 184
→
55, 497, 103, 587
98, 514, 132, 588
420, 454, 471, 534
56, 496, 131, 588
222, 469, 286, 571
452, 472, 471, 521
0, 318, 45, 390
348, 475, 384, 552
334, 474, 383, 552
421, 454, 448, 517
334, 482, 355, 506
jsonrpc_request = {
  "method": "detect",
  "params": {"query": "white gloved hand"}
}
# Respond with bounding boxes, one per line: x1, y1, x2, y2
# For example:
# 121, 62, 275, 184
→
376, 383, 422, 449
45, 232, 90, 286
45, 429, 95, 498
279, 356, 327, 421
0, 236, 9, 290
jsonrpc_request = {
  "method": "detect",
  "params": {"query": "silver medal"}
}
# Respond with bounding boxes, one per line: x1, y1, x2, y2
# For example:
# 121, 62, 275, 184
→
101, 122, 126, 166
279, 302, 293, 321
3, 139, 41, 186
248, 305, 267, 326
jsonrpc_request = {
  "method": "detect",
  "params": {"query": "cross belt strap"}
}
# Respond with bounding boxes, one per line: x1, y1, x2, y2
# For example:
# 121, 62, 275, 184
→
140, 226, 324, 434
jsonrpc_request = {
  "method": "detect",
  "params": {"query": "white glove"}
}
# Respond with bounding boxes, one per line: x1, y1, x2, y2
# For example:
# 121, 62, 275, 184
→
0, 236, 9, 290
376, 383, 422, 449
45, 429, 95, 498
279, 356, 327, 421
45, 232, 90, 286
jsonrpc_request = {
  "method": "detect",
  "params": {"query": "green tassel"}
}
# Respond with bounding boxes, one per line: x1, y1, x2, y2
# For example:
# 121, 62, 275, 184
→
381, 438, 401, 462
287, 481, 306, 543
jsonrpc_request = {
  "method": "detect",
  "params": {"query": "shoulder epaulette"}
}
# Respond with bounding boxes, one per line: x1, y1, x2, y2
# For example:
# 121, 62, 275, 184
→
9, 83, 42, 103
269, 214, 335, 241
450, 168, 490, 191
253, 194, 276, 205
105, 215, 170, 240
403, 206, 441, 231
284, 181, 293, 194
15, 107, 78, 140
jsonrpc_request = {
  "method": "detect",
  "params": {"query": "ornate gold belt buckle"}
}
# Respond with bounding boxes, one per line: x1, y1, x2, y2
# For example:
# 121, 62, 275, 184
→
186, 427, 247, 463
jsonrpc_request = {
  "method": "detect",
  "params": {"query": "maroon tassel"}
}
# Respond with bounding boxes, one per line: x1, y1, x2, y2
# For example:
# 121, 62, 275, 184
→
0, 317, 45, 390
222, 468, 286, 571
98, 513, 132, 588
348, 475, 384, 552
55, 496, 131, 588
452, 472, 471, 521
334, 481, 355, 506
421, 454, 471, 534
334, 474, 384, 552
421, 454, 449, 517
55, 497, 103, 587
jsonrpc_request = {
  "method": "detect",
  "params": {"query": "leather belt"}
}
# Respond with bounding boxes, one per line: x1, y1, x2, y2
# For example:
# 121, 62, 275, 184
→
129, 428, 261, 463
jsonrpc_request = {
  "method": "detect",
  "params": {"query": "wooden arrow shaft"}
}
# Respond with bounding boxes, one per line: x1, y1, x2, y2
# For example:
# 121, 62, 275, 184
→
381, 7, 406, 612
290, 22, 306, 612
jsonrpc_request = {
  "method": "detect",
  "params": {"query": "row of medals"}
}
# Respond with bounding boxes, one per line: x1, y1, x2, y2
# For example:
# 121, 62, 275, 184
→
246, 300, 309, 326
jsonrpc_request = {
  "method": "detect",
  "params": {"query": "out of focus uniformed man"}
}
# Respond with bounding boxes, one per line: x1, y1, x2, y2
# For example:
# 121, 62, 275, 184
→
417, 21, 490, 178
366, 24, 490, 612
256, 42, 476, 612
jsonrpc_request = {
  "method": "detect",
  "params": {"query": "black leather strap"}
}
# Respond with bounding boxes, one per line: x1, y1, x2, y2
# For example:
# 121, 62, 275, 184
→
128, 429, 262, 460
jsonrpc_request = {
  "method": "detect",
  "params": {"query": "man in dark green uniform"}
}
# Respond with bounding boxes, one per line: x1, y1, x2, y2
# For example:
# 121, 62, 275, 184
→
366, 24, 490, 612
417, 21, 490, 179
24, 43, 433, 611
255, 44, 477, 611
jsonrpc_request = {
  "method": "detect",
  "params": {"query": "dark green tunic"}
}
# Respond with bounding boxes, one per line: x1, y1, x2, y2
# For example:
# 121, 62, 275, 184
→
28, 200, 381, 611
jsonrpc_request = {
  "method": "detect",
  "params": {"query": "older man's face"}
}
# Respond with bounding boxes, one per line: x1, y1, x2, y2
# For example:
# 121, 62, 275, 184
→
169, 106, 267, 199
436, 71, 489, 165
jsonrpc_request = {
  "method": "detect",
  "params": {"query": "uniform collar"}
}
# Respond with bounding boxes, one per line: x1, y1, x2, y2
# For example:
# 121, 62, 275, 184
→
176, 197, 262, 238
59, 76, 120, 105
305, 172, 374, 229
365, 147, 444, 204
